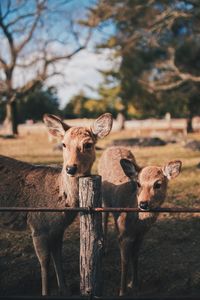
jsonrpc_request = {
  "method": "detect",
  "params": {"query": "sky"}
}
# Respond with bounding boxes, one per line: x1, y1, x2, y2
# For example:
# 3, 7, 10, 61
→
49, 0, 116, 108
51, 0, 116, 108
51, 48, 115, 108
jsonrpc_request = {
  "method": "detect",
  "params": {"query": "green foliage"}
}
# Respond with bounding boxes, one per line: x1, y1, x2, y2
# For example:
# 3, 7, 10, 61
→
86, 0, 200, 121
0, 84, 60, 124
63, 92, 90, 118
18, 85, 59, 123
63, 92, 106, 119
63, 87, 125, 119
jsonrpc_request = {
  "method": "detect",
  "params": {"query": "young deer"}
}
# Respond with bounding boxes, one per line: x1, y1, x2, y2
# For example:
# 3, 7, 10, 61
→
0, 113, 113, 296
98, 146, 182, 296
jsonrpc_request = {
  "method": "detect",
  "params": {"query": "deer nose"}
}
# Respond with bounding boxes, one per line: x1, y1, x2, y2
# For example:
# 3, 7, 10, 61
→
139, 201, 149, 211
66, 165, 77, 176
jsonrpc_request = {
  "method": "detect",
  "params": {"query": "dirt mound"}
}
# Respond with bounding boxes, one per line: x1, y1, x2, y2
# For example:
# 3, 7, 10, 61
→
111, 137, 167, 147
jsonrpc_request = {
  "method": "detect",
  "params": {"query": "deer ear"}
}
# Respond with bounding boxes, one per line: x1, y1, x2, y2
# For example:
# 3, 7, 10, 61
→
162, 160, 182, 180
43, 114, 70, 138
91, 113, 113, 139
120, 159, 139, 179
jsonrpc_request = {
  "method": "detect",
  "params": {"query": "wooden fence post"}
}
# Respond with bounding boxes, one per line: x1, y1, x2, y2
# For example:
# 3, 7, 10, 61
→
79, 175, 103, 297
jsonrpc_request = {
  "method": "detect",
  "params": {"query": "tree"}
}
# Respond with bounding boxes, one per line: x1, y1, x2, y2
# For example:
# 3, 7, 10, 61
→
86, 0, 200, 130
0, 0, 91, 135
62, 87, 122, 119
18, 84, 60, 123
0, 83, 59, 123
62, 91, 105, 119
63, 92, 89, 118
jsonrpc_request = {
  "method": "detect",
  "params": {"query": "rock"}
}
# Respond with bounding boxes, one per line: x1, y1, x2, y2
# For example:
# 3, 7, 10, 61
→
185, 140, 200, 151
111, 137, 166, 147
0, 134, 16, 139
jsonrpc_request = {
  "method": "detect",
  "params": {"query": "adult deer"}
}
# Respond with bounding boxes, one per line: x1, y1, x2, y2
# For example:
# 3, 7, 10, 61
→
0, 113, 113, 296
98, 147, 182, 296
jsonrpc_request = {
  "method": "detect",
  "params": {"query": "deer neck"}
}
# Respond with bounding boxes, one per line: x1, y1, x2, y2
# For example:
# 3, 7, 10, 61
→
138, 212, 158, 233
59, 169, 79, 207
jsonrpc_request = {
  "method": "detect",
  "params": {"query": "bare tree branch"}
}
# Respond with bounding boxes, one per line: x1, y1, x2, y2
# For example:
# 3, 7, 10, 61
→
1, 0, 11, 20
150, 9, 192, 33
16, 1, 46, 54
140, 78, 186, 93
140, 45, 200, 93
7, 12, 36, 28
2, 1, 30, 21
0, 17, 15, 65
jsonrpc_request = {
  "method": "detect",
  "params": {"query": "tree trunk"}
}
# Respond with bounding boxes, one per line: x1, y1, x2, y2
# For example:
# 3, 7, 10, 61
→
117, 101, 128, 131
117, 112, 126, 130
3, 101, 18, 136
186, 116, 193, 133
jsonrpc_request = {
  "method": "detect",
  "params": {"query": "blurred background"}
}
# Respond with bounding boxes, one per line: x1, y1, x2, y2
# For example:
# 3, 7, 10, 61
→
0, 0, 200, 297
0, 0, 200, 136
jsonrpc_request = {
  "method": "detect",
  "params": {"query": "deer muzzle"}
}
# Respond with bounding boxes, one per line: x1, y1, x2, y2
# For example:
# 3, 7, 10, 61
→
66, 165, 78, 176
139, 201, 149, 211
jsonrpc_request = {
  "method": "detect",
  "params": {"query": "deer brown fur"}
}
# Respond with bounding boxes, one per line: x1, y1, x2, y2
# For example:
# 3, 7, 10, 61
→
0, 113, 113, 296
98, 146, 182, 296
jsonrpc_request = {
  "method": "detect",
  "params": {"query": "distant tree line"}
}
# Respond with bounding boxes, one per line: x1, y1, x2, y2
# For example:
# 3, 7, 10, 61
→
0, 84, 59, 123
1, 81, 198, 124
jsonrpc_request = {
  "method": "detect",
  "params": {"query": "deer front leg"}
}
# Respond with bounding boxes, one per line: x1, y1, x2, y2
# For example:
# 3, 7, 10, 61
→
32, 235, 50, 296
119, 237, 132, 296
129, 237, 143, 293
102, 212, 109, 252
51, 235, 67, 295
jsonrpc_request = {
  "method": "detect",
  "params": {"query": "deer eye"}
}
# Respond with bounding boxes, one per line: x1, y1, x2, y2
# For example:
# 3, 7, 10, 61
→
62, 143, 66, 148
154, 181, 162, 189
84, 143, 93, 150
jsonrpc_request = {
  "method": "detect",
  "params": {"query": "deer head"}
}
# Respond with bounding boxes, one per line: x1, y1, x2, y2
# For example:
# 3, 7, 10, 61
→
43, 113, 113, 177
120, 159, 182, 216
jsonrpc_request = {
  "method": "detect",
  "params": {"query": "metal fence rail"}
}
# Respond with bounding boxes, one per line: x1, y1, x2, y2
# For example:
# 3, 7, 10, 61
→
0, 206, 200, 212
1, 296, 200, 300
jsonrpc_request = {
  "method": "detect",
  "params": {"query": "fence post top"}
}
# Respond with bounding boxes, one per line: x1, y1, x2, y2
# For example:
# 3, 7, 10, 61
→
78, 175, 102, 181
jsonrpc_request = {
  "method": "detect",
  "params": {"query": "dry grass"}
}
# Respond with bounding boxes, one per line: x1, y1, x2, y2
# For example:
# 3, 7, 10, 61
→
0, 125, 200, 296
0, 131, 62, 164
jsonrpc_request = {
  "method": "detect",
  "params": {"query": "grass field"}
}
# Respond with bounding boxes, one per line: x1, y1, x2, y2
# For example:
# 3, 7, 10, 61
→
0, 125, 200, 296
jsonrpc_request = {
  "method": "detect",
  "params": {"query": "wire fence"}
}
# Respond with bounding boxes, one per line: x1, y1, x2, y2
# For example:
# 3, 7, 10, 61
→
2, 296, 200, 300
0, 206, 200, 213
